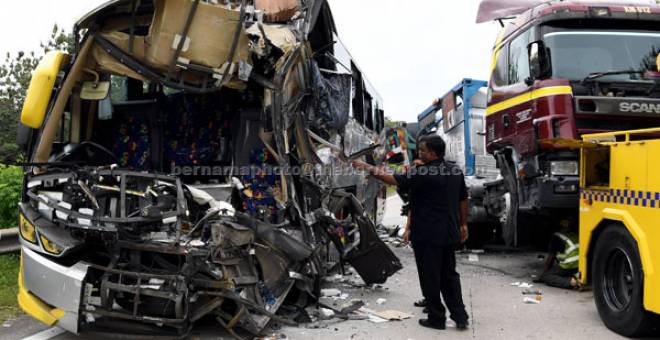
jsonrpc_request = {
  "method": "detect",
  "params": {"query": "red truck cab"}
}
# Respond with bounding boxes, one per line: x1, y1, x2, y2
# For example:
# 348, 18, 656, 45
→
481, 1, 660, 245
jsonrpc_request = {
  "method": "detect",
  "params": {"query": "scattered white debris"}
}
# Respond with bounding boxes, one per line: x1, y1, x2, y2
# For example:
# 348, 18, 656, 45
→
376, 298, 387, 305
319, 308, 335, 318
468, 254, 479, 262
518, 282, 534, 288
323, 274, 346, 283
374, 310, 413, 321
321, 288, 342, 297
510, 282, 521, 286
523, 296, 542, 304
189, 239, 205, 247
332, 293, 349, 300
367, 315, 389, 323
357, 307, 390, 323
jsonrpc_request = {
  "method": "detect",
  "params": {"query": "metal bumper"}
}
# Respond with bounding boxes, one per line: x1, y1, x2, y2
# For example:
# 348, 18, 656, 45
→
19, 246, 88, 334
535, 176, 580, 209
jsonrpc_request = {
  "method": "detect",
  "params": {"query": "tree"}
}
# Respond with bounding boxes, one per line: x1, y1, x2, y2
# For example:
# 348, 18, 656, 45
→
0, 24, 73, 163
384, 116, 400, 129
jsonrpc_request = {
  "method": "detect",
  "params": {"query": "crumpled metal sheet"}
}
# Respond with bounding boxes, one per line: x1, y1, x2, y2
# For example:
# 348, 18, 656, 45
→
235, 213, 314, 262
246, 24, 298, 57
311, 62, 352, 131
255, 0, 301, 23
343, 120, 377, 157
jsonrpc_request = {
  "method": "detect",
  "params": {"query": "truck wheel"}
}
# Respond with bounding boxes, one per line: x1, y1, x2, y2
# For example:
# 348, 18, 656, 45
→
593, 226, 658, 337
499, 156, 520, 247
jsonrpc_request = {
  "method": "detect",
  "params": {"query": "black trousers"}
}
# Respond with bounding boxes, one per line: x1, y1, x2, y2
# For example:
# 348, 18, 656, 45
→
413, 242, 468, 325
540, 263, 577, 289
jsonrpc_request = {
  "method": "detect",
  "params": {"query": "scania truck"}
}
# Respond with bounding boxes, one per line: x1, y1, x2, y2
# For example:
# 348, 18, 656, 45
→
477, 0, 660, 245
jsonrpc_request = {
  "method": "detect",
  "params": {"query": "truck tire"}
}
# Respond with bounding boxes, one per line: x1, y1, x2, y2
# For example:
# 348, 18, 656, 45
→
593, 225, 659, 337
499, 155, 520, 247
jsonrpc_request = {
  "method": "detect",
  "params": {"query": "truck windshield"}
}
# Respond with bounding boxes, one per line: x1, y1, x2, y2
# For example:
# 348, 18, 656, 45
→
544, 31, 660, 82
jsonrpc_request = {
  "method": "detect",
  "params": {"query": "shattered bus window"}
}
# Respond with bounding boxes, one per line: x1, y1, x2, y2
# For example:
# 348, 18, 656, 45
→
17, 0, 401, 337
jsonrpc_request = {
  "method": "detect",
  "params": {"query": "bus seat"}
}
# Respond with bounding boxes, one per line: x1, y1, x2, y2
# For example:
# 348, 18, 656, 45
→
93, 100, 158, 171
162, 93, 230, 168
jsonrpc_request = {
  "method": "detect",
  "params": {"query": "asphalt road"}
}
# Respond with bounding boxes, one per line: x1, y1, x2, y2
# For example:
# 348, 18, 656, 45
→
1, 196, 626, 340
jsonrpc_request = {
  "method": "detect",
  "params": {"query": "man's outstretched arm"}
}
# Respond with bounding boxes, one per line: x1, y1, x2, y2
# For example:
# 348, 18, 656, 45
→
351, 161, 398, 186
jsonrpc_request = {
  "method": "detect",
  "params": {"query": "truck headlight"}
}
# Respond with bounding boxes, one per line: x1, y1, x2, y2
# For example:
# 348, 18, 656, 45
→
19, 214, 37, 244
39, 234, 63, 255
550, 161, 579, 176
554, 184, 578, 194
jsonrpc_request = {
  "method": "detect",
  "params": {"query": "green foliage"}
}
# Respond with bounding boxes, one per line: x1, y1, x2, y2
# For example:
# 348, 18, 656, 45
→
0, 166, 22, 229
0, 24, 74, 164
0, 254, 20, 322
384, 116, 399, 129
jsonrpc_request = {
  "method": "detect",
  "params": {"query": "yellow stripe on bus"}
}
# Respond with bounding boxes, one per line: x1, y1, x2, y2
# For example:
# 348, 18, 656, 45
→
486, 86, 573, 116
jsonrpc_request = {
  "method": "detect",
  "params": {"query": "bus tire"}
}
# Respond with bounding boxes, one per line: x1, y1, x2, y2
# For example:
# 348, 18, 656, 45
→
593, 225, 658, 337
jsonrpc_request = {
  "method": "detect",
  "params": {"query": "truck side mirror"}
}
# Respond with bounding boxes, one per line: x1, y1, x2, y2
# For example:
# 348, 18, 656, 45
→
528, 41, 552, 81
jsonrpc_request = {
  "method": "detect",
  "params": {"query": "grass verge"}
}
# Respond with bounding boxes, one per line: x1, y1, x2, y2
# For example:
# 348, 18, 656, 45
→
0, 254, 20, 322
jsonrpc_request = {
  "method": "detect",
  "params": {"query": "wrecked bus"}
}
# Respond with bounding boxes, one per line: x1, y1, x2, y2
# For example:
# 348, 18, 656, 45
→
15, 0, 400, 336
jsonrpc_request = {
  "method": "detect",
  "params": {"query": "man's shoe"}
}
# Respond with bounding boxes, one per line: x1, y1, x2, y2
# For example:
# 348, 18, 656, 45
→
456, 321, 469, 331
414, 299, 427, 307
419, 319, 445, 330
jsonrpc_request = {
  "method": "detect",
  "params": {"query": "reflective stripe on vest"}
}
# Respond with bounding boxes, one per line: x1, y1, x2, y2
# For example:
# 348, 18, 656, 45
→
555, 232, 579, 270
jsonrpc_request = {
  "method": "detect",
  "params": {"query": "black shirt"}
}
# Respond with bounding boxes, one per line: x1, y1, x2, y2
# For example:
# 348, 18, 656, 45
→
394, 160, 468, 246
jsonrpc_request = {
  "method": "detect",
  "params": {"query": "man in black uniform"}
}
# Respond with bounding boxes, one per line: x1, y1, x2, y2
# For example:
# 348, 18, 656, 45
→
352, 135, 469, 331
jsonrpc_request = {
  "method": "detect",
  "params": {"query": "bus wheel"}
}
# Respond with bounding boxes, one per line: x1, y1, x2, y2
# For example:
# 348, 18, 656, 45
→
593, 226, 658, 337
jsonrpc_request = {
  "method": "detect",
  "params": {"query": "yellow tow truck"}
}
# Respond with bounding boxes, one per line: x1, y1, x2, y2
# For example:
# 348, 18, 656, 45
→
579, 128, 660, 337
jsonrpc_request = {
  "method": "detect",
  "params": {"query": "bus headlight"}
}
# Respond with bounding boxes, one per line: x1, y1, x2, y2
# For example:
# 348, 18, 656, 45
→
19, 213, 37, 244
550, 161, 579, 176
39, 234, 63, 255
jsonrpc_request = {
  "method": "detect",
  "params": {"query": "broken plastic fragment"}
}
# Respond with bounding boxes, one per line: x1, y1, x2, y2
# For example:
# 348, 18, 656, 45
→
320, 288, 342, 298
55, 201, 72, 220
77, 208, 94, 226
27, 181, 42, 189
162, 216, 178, 225
189, 239, 205, 247
319, 308, 335, 319
523, 296, 542, 304
239, 60, 253, 81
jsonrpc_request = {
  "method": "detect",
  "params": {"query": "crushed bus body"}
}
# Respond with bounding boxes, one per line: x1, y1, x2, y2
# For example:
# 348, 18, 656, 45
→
16, 0, 401, 337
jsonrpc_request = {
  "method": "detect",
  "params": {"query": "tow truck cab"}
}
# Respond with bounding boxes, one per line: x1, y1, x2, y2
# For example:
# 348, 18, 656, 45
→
579, 127, 660, 337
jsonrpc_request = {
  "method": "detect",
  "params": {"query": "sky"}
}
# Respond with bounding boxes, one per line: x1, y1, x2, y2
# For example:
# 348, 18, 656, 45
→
0, 0, 500, 122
